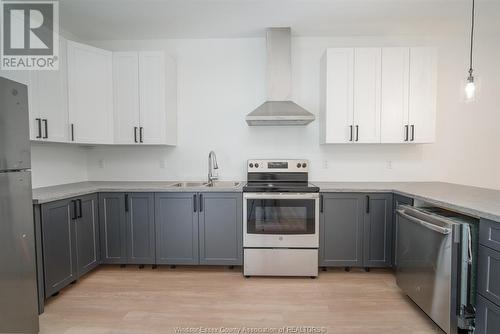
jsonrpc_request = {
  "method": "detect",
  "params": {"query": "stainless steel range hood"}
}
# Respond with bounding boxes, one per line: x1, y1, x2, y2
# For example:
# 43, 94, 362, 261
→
246, 28, 315, 126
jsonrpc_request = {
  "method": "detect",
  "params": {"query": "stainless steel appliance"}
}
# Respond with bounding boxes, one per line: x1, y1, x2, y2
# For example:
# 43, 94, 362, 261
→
396, 205, 477, 334
0, 76, 40, 333
243, 159, 319, 277
245, 28, 315, 126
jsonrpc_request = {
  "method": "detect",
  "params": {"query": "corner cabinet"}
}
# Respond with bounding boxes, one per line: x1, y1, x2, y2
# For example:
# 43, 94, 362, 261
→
41, 194, 99, 297
113, 51, 177, 145
67, 41, 114, 144
320, 193, 393, 268
320, 47, 437, 144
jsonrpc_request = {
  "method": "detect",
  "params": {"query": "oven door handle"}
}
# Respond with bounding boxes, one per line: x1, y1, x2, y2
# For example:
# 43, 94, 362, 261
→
243, 193, 319, 200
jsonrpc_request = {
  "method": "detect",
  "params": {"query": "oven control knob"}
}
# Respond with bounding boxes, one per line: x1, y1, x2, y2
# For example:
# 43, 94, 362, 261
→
249, 163, 254, 168
302, 163, 307, 168
297, 163, 301, 168
255, 163, 259, 168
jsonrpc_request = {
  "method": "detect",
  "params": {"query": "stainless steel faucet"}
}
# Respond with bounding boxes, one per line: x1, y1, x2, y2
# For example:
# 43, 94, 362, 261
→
208, 151, 219, 186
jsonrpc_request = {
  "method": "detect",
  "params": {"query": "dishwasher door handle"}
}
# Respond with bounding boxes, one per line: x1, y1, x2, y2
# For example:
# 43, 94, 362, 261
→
397, 209, 452, 235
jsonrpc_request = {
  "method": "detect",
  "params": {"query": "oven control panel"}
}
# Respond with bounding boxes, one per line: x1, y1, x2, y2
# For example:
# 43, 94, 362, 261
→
247, 159, 309, 172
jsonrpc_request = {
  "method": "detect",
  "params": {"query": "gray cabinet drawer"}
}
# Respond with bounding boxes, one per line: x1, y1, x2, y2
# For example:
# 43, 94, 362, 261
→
478, 245, 500, 306
476, 294, 500, 334
480, 219, 500, 252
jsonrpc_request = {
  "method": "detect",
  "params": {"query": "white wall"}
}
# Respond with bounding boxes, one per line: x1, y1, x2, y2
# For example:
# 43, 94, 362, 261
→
85, 36, 444, 183
31, 143, 88, 188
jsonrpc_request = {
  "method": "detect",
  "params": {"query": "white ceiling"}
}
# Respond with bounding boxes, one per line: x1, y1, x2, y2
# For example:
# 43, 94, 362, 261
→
59, 0, 500, 40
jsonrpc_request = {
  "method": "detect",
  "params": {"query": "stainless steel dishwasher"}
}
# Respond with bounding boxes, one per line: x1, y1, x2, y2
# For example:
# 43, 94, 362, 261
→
395, 205, 478, 334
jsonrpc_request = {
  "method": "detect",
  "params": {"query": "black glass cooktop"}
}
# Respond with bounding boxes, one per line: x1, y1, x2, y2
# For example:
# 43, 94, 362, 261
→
243, 182, 319, 193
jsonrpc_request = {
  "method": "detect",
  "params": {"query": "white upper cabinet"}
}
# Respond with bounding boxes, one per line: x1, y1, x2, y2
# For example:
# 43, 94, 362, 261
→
320, 48, 354, 144
112, 51, 176, 145
353, 48, 381, 143
113, 52, 140, 144
320, 48, 381, 144
380, 47, 410, 143
138, 51, 167, 144
67, 41, 114, 144
408, 47, 437, 143
322, 46, 437, 144
29, 37, 70, 143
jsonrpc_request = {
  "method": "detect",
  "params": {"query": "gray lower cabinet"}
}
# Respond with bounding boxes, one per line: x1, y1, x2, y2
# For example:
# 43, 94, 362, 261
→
99, 192, 155, 264
99, 193, 127, 263
75, 194, 100, 276
41, 198, 77, 296
126, 193, 155, 264
155, 192, 199, 265
363, 193, 393, 268
41, 194, 99, 297
199, 193, 242, 265
476, 294, 500, 334
320, 193, 364, 267
320, 192, 393, 268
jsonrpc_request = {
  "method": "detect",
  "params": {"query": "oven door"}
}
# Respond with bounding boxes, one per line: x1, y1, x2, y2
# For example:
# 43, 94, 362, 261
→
243, 193, 319, 248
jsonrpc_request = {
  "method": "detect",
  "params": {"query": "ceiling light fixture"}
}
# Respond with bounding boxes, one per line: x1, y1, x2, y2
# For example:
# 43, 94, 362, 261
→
465, 0, 477, 102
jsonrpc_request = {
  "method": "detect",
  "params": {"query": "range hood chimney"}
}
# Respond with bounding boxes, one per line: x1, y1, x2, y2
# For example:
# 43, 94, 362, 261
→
246, 28, 315, 126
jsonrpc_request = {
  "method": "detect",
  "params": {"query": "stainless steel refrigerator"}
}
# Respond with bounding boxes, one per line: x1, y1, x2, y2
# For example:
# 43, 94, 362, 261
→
0, 76, 39, 333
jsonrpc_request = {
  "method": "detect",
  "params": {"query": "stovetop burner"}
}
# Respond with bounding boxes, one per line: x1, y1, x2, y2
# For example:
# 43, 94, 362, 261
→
243, 159, 319, 193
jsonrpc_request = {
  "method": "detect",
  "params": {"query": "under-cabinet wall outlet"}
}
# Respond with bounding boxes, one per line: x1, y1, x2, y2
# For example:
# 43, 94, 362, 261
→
160, 159, 167, 169
322, 160, 329, 169
98, 159, 105, 169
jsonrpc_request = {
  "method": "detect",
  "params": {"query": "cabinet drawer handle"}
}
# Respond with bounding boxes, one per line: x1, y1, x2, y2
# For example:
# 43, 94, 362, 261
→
42, 119, 48, 139
404, 125, 409, 141
356, 125, 359, 142
134, 127, 138, 143
349, 125, 353, 142
71, 200, 77, 220
125, 194, 129, 212
71, 124, 75, 141
36, 118, 42, 138
366, 195, 370, 214
410, 125, 415, 141
320, 195, 324, 213
139, 127, 144, 143
199, 194, 203, 212
77, 199, 82, 218
193, 194, 197, 212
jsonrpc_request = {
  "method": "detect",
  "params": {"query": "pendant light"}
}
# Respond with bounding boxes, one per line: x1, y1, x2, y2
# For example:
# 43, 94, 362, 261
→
465, 0, 476, 102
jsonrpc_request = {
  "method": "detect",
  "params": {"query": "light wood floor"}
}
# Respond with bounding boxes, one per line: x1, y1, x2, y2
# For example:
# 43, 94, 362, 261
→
40, 265, 443, 334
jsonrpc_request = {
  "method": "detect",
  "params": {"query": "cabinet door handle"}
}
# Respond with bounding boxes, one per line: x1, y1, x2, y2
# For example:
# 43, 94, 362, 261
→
356, 125, 359, 142
125, 194, 129, 212
71, 124, 75, 141
199, 194, 203, 212
134, 127, 138, 143
193, 194, 197, 212
410, 125, 415, 141
320, 195, 324, 213
77, 199, 82, 218
71, 200, 77, 220
36, 118, 42, 138
349, 125, 353, 142
42, 119, 48, 139
139, 127, 144, 143
366, 195, 370, 214
404, 125, 409, 141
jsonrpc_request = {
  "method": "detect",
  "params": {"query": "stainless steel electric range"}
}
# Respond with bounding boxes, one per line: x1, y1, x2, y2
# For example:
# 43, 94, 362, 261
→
242, 159, 320, 277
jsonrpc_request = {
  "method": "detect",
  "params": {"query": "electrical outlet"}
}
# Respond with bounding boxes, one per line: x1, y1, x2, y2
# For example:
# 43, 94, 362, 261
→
322, 160, 328, 169
387, 160, 393, 169
160, 159, 166, 169
98, 159, 105, 169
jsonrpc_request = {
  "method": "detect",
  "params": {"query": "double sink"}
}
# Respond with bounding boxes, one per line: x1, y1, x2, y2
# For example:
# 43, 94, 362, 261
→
168, 181, 241, 189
